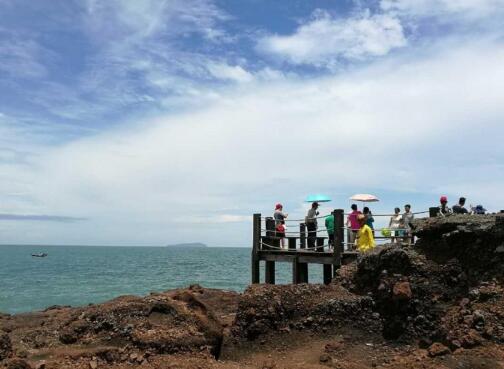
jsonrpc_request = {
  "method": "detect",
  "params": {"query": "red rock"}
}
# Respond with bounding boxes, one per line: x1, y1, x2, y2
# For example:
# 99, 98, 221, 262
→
428, 342, 451, 357
392, 281, 412, 301
461, 330, 482, 348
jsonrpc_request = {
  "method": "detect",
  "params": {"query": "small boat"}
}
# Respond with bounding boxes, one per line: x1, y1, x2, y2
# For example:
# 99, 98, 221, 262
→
31, 253, 48, 258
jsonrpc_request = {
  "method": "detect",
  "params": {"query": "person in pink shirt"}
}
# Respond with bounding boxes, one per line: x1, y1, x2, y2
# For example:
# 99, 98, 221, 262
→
346, 204, 362, 249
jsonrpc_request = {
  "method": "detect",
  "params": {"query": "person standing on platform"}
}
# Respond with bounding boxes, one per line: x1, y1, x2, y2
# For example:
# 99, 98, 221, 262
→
389, 207, 403, 244
274, 203, 288, 249
438, 196, 452, 216
347, 204, 361, 249
452, 197, 469, 214
363, 206, 374, 233
356, 214, 375, 253
402, 204, 415, 245
325, 214, 334, 249
305, 202, 319, 249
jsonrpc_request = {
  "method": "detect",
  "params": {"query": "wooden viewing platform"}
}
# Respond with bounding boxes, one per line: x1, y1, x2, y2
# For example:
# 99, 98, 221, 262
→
251, 209, 358, 285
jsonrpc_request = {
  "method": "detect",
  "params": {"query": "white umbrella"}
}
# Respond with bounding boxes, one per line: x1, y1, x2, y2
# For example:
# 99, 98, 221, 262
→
349, 194, 379, 202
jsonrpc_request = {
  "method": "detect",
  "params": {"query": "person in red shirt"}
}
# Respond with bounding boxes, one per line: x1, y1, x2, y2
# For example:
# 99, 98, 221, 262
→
346, 204, 362, 249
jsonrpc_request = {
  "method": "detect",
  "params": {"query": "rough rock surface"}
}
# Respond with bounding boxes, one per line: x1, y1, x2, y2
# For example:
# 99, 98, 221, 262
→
0, 333, 12, 361
230, 284, 380, 341
414, 214, 504, 282
1, 215, 503, 368
1, 286, 239, 368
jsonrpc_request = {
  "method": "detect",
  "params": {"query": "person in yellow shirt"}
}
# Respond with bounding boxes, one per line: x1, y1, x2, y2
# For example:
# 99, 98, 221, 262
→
355, 214, 376, 253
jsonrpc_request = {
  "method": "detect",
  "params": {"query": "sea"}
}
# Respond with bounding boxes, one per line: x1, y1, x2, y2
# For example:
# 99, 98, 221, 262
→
0, 245, 324, 314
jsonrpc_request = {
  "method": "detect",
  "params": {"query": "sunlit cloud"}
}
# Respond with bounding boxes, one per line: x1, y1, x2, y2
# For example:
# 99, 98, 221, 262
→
258, 9, 407, 67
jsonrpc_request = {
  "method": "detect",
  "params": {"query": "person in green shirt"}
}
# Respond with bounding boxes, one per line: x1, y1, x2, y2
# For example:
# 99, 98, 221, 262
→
325, 214, 334, 249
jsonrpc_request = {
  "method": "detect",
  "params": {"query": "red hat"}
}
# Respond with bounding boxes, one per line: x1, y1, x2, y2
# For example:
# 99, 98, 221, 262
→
275, 203, 283, 210
440, 196, 448, 203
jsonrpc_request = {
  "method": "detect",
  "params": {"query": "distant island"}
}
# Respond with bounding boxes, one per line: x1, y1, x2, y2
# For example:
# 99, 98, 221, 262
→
165, 242, 208, 248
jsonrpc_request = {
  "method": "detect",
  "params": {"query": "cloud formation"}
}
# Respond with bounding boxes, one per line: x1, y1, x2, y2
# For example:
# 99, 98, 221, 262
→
2, 39, 503, 245
258, 9, 407, 67
1, 0, 504, 246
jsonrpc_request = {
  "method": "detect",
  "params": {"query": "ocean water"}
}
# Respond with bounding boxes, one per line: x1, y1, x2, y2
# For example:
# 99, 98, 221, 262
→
0, 245, 323, 314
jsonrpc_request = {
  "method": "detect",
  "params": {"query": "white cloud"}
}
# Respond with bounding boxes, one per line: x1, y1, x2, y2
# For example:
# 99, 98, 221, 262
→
257, 9, 407, 67
84, 0, 229, 42
207, 63, 254, 83
2, 39, 504, 245
380, 0, 504, 19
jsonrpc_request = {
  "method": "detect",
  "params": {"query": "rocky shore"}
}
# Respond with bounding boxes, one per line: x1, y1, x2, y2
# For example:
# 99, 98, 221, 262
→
1, 215, 503, 368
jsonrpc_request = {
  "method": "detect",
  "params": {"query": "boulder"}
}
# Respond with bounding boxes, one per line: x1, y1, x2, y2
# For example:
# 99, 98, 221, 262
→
428, 342, 451, 357
392, 281, 412, 301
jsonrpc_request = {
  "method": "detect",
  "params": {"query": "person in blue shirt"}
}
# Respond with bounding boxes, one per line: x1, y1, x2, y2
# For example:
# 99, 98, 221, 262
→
363, 207, 374, 233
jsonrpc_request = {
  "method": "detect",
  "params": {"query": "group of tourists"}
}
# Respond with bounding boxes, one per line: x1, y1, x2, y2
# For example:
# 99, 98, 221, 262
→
437, 196, 486, 216
271, 195, 488, 253
344, 204, 414, 252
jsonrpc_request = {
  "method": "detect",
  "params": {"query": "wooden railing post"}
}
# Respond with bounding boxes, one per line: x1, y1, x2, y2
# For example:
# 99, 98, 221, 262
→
333, 209, 344, 276
251, 213, 261, 284
300, 223, 306, 249
288, 237, 296, 250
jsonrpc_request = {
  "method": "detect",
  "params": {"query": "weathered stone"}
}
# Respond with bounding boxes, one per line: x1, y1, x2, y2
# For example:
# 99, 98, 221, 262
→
459, 329, 482, 348
34, 362, 46, 369
5, 358, 32, 369
428, 342, 451, 357
319, 353, 332, 363
392, 281, 412, 301
0, 332, 12, 360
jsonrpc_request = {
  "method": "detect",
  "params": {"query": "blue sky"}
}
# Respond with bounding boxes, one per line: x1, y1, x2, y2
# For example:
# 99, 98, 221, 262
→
1, 0, 504, 246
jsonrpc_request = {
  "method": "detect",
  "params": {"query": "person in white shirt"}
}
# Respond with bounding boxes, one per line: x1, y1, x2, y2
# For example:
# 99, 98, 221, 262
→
389, 207, 403, 244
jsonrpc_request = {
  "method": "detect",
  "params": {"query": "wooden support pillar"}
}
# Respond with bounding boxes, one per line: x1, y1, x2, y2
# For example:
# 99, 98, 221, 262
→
323, 265, 332, 285
251, 213, 261, 284
265, 261, 275, 284
297, 262, 308, 283
293, 256, 308, 284
300, 223, 306, 249
333, 209, 344, 277
295, 223, 308, 283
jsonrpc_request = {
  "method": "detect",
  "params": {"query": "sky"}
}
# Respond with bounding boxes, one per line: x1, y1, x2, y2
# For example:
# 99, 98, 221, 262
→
0, 0, 503, 246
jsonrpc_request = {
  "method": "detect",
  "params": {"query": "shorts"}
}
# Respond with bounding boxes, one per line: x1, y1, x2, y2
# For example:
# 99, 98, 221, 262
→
392, 230, 405, 237
276, 231, 285, 238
